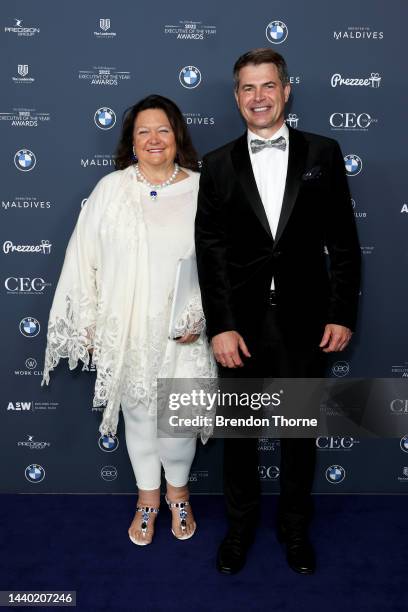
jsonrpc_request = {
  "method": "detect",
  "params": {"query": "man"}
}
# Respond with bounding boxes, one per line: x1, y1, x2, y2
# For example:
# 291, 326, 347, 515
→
195, 49, 361, 575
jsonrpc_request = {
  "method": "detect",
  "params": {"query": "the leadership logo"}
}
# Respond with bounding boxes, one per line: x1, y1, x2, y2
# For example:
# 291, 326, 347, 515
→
325, 465, 346, 483
19, 317, 40, 338
25, 464, 45, 483
14, 149, 36, 171
266, 21, 288, 44
18, 65, 29, 77
94, 107, 116, 130
344, 154, 363, 177
100, 19, 111, 31
179, 66, 201, 89
98, 434, 119, 452
400, 436, 408, 453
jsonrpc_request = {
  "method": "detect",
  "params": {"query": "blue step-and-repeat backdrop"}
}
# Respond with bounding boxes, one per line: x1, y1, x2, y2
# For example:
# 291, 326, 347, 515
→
1, 1, 407, 493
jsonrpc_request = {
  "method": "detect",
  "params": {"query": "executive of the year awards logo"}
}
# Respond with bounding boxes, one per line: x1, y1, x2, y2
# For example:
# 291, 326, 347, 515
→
179, 66, 201, 89
266, 21, 288, 44
14, 149, 36, 171
325, 465, 346, 484
94, 107, 116, 130
344, 154, 363, 177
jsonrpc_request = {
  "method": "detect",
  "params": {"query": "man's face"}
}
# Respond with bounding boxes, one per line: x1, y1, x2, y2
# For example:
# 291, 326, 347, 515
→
235, 62, 291, 137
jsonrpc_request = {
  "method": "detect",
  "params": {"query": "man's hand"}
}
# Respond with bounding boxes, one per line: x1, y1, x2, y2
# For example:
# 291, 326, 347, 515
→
319, 324, 352, 353
211, 331, 251, 368
175, 333, 200, 344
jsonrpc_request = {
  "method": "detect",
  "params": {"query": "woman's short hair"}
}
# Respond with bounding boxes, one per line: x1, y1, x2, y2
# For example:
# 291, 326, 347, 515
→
115, 94, 199, 171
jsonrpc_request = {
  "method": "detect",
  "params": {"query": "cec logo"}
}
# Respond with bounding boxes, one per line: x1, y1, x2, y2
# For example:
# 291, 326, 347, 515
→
179, 66, 201, 89
94, 107, 116, 130
325, 465, 346, 484
258, 465, 280, 480
25, 464, 45, 483
14, 149, 36, 171
19, 317, 40, 338
344, 154, 363, 176
98, 434, 119, 452
265, 20, 288, 44
101, 465, 118, 481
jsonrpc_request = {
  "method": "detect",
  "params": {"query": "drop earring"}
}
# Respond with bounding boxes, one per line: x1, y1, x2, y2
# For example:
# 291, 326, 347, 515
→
132, 144, 137, 162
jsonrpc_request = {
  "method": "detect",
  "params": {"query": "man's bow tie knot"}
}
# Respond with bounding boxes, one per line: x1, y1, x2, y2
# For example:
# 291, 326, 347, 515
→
250, 136, 287, 154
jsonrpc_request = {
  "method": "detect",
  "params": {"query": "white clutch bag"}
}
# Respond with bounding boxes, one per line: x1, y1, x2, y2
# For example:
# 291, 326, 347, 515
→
168, 251, 200, 339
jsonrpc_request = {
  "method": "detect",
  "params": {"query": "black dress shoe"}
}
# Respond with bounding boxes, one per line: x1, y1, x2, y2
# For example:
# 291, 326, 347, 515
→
277, 523, 316, 575
216, 530, 253, 575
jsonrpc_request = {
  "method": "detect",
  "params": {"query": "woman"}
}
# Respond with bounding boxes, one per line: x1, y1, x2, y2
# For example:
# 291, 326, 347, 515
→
42, 95, 216, 545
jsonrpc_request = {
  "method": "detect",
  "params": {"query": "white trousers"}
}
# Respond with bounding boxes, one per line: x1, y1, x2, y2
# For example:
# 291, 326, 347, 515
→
121, 400, 196, 491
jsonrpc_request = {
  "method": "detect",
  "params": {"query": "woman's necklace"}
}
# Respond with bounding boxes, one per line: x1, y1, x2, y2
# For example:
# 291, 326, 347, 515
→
134, 163, 180, 201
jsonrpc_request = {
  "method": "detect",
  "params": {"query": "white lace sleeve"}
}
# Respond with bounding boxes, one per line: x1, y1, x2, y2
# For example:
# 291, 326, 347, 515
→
41, 183, 101, 386
173, 293, 206, 337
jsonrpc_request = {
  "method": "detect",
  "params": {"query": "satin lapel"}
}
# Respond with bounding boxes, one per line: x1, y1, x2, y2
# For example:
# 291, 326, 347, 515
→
274, 127, 308, 247
231, 134, 273, 241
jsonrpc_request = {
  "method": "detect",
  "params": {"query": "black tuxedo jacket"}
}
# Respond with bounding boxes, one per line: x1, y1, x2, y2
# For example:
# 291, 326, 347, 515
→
195, 126, 361, 343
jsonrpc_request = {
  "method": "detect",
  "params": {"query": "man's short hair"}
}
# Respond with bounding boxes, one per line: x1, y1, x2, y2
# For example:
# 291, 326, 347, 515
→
233, 48, 290, 90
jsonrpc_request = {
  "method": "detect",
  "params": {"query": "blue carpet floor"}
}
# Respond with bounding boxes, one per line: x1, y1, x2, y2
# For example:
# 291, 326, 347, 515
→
1, 495, 407, 612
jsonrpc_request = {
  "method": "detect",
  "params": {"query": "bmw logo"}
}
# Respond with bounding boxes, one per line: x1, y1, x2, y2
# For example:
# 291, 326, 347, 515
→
266, 20, 288, 44
25, 357, 37, 369
19, 317, 40, 338
331, 361, 350, 377
25, 464, 45, 483
326, 465, 346, 484
101, 465, 118, 481
14, 149, 36, 172
344, 154, 363, 176
400, 436, 408, 453
179, 66, 201, 89
94, 107, 116, 130
98, 434, 119, 453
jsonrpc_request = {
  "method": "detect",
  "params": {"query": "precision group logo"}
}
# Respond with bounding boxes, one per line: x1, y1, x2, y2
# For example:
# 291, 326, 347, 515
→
344, 154, 363, 177
25, 464, 45, 483
94, 107, 116, 130
325, 465, 346, 484
265, 20, 288, 44
18, 435, 50, 450
19, 317, 40, 338
14, 149, 36, 171
98, 434, 119, 452
179, 66, 201, 89
4, 18, 40, 37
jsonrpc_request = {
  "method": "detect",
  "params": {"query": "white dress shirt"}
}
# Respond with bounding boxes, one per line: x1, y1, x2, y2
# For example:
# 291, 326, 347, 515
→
247, 122, 289, 289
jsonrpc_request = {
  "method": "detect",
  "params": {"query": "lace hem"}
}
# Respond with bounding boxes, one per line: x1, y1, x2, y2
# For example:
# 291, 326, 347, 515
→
173, 293, 205, 336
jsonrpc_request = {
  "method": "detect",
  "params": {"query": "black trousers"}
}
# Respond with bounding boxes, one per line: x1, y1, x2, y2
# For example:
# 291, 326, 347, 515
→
219, 303, 326, 535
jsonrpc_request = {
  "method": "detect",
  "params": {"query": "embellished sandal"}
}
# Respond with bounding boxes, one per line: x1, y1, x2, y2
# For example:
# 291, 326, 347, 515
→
128, 505, 159, 546
165, 496, 196, 540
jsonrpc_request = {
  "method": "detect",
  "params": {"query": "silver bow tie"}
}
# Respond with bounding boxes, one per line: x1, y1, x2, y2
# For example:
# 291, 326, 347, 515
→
250, 136, 287, 154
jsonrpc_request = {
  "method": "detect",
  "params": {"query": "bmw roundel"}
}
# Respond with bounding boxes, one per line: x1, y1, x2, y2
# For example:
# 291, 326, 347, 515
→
179, 66, 202, 89
14, 149, 36, 171
266, 20, 288, 44
94, 107, 116, 130
344, 154, 363, 176
400, 436, 408, 453
19, 317, 40, 338
326, 465, 346, 484
25, 464, 45, 483
98, 434, 119, 452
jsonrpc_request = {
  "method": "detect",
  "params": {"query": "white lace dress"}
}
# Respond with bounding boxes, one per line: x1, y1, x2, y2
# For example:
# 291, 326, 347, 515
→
41, 166, 216, 437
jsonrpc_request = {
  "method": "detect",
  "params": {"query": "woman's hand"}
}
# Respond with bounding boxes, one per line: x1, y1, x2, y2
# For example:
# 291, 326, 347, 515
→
175, 333, 200, 344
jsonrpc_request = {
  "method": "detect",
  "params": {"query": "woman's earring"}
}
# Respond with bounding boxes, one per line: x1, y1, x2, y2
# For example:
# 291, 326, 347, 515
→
132, 144, 137, 162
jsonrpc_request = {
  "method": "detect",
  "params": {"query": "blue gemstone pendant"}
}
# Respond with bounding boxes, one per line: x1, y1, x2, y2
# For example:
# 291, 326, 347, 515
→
149, 190, 158, 201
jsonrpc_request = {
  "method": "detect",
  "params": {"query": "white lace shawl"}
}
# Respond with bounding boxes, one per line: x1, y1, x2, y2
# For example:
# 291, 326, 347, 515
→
41, 166, 216, 437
